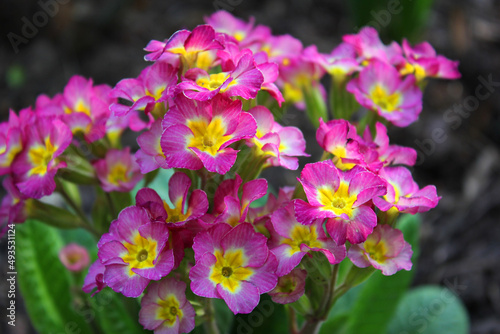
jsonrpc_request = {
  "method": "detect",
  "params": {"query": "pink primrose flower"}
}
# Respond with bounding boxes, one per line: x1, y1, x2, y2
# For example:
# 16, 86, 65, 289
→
348, 224, 413, 276
190, 223, 278, 314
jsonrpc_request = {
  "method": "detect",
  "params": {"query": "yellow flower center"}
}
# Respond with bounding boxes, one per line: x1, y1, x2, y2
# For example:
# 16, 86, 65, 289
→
28, 137, 58, 176
122, 233, 157, 276
400, 62, 426, 81
145, 86, 165, 101
195, 72, 234, 91
283, 83, 303, 104
364, 240, 387, 263
276, 276, 297, 293
157, 295, 183, 326
234, 31, 245, 42
187, 117, 231, 156
282, 225, 322, 254
369, 84, 401, 112
331, 147, 356, 170
107, 164, 129, 185
210, 249, 253, 292
195, 51, 215, 70
0, 142, 22, 168
163, 199, 189, 223
64, 100, 91, 117
318, 182, 357, 218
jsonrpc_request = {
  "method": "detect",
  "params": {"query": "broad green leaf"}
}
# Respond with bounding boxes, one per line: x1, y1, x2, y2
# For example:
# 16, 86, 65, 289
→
17, 220, 92, 334
90, 289, 147, 334
343, 214, 421, 334
230, 295, 288, 334
387, 286, 469, 334
320, 214, 421, 334
213, 299, 234, 334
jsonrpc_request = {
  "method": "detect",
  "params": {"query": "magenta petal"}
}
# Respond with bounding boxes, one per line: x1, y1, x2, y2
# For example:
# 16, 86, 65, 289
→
138, 304, 164, 330
192, 223, 232, 262
187, 189, 209, 219
189, 252, 219, 298
221, 223, 268, 268
190, 146, 238, 174
294, 199, 334, 225
98, 240, 127, 265
132, 249, 174, 280
246, 252, 278, 293
217, 280, 260, 314
271, 244, 305, 277
161, 125, 203, 170
135, 188, 163, 207
115, 206, 149, 244
168, 172, 191, 210
347, 244, 372, 268
138, 222, 170, 255
104, 264, 149, 297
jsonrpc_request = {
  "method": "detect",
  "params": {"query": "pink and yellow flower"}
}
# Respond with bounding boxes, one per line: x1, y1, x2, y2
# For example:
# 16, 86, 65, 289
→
268, 268, 307, 305
144, 25, 224, 67
0, 110, 23, 175
307, 43, 360, 82
190, 223, 278, 314
361, 122, 417, 167
211, 174, 267, 227
135, 172, 208, 226
347, 60, 422, 127
0, 177, 26, 235
139, 277, 195, 334
269, 201, 346, 276
59, 243, 90, 272
97, 206, 175, 297
13, 117, 72, 199
348, 224, 413, 276
294, 161, 386, 244
316, 119, 365, 170
204, 10, 271, 49
161, 95, 257, 174
110, 61, 178, 117
135, 119, 169, 174
343, 27, 403, 65
398, 39, 461, 81
373, 166, 441, 214
37, 76, 115, 143
82, 260, 107, 296
93, 148, 142, 192
177, 52, 263, 101
247, 106, 309, 170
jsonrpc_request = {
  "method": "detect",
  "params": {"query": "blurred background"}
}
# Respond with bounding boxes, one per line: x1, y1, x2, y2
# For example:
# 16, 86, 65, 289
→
0, 0, 499, 333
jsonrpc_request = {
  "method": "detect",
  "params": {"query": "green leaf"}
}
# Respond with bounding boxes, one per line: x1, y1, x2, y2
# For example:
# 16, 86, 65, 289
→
320, 214, 421, 334
343, 214, 420, 334
90, 289, 147, 334
17, 219, 92, 334
213, 299, 234, 334
387, 286, 469, 334
230, 295, 288, 334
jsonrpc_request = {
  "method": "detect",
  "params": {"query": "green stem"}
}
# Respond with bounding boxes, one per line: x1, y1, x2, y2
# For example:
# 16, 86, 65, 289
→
287, 305, 299, 334
202, 298, 220, 334
56, 179, 90, 226
105, 191, 118, 219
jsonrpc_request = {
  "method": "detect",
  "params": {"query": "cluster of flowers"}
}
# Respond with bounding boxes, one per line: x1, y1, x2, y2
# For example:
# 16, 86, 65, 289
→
1, 10, 458, 334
